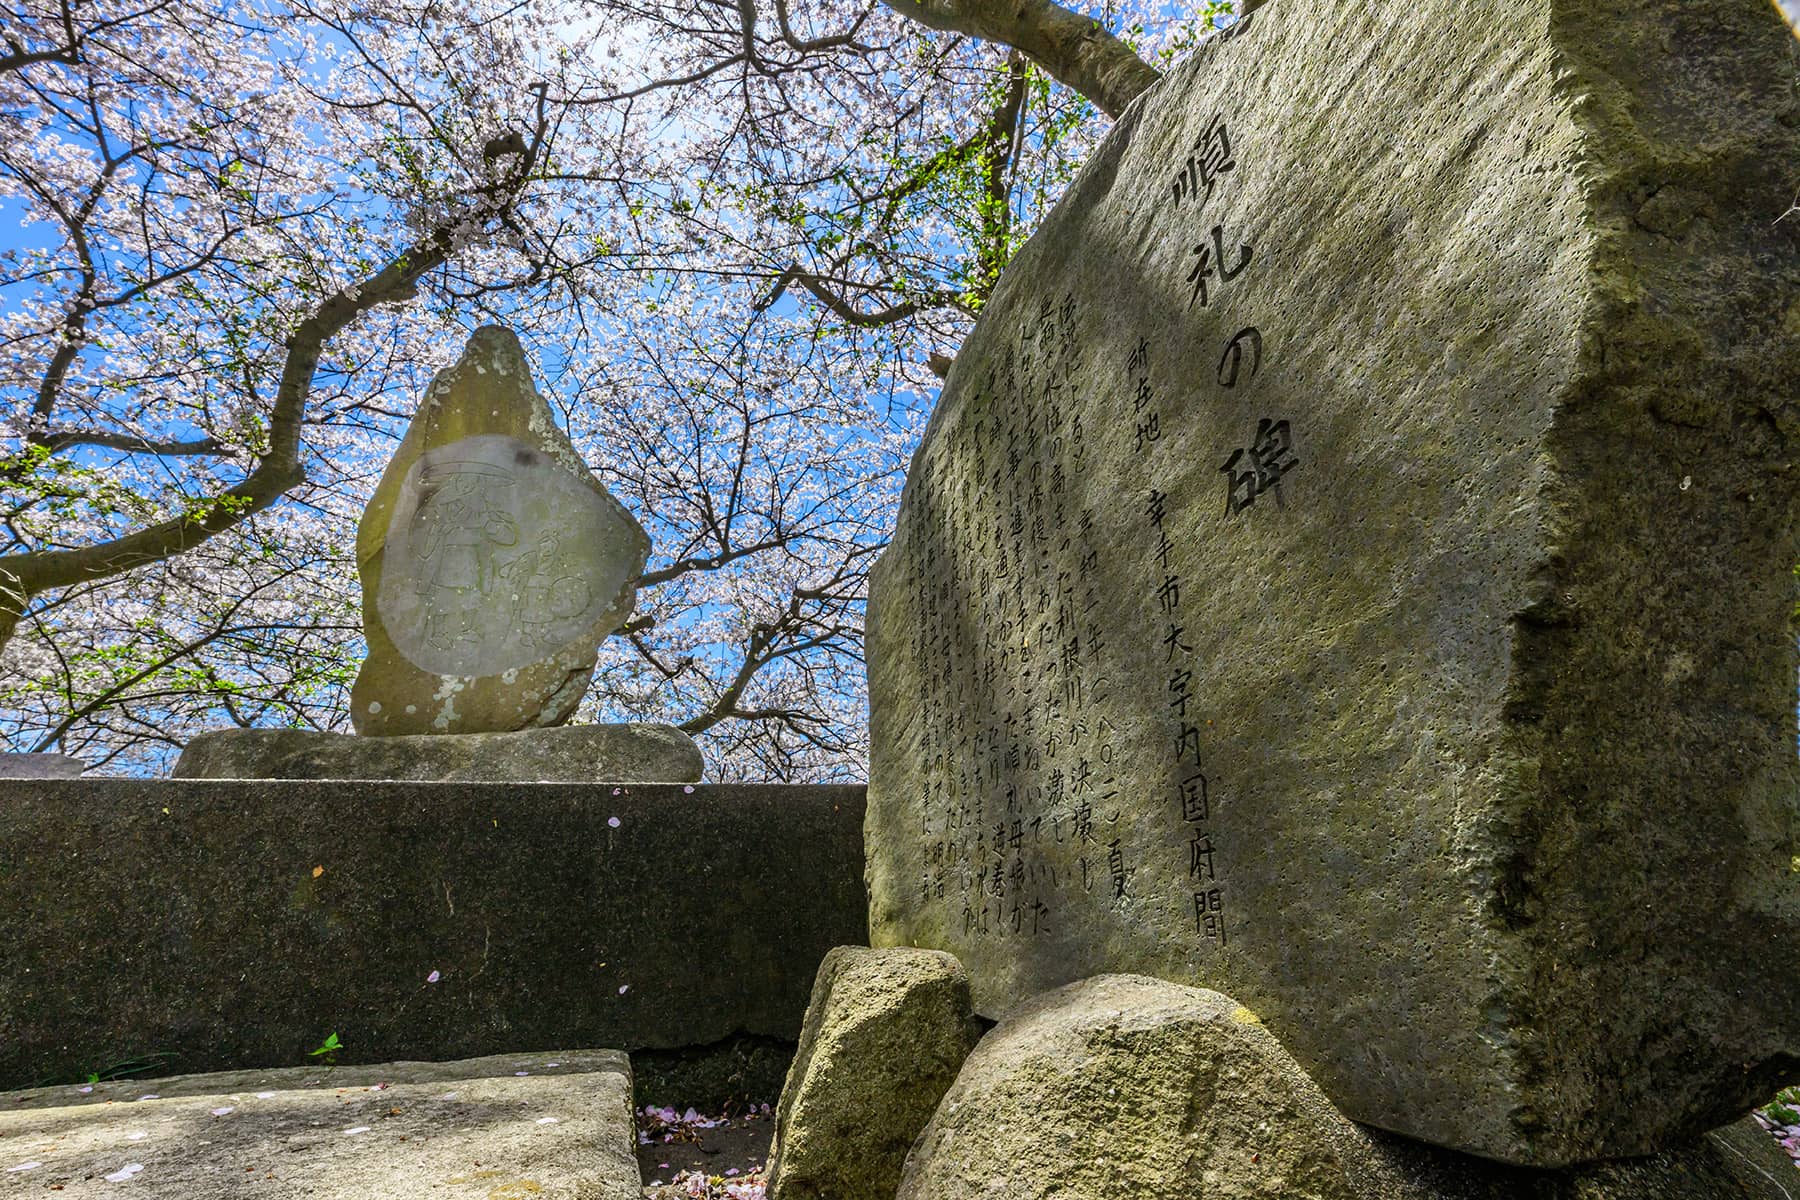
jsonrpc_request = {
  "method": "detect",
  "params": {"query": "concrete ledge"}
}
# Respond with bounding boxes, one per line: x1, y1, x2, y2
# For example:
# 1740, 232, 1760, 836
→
0, 1050, 641, 1197
0, 780, 867, 1091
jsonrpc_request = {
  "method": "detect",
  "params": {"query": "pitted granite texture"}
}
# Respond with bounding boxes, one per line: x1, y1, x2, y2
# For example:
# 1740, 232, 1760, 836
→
0, 779, 866, 1089
767, 947, 981, 1200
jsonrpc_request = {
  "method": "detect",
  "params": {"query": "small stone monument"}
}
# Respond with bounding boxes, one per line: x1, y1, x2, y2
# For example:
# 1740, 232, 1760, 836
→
353, 325, 648, 736
864, 0, 1800, 1169
173, 325, 704, 782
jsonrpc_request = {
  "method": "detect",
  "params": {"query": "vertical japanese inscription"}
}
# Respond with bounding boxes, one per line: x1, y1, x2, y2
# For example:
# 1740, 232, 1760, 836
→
900, 99, 1292, 961
1175, 116, 1255, 311
903, 289, 1119, 946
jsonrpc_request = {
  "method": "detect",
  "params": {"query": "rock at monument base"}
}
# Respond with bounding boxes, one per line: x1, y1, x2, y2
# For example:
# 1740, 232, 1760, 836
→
865, 0, 1800, 1165
0, 752, 83, 779
0, 1050, 641, 1198
171, 723, 703, 782
767, 946, 982, 1200
897, 975, 1798, 1200
352, 325, 650, 736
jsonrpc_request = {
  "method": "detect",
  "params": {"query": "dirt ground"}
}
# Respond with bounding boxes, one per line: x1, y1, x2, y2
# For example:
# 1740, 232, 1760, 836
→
636, 1105, 773, 1194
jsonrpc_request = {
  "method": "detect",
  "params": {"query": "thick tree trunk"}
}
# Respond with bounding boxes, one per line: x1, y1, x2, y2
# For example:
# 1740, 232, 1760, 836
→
878, 0, 1267, 119
880, 0, 1161, 117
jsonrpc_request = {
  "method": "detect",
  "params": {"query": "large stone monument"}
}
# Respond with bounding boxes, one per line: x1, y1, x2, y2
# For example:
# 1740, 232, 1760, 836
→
865, 0, 1800, 1169
353, 325, 650, 736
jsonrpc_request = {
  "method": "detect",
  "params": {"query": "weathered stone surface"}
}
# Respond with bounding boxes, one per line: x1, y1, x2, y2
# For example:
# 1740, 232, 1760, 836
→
768, 947, 981, 1200
0, 753, 82, 779
0, 779, 865, 1089
352, 325, 649, 736
897, 976, 1799, 1200
172, 724, 703, 782
865, 0, 1800, 1166
0, 1051, 639, 1198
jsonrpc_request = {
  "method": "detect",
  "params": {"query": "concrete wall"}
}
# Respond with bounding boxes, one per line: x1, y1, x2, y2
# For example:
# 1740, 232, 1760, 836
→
0, 780, 867, 1090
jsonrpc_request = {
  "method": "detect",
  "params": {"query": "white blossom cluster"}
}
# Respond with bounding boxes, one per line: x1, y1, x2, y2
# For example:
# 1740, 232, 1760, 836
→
0, 0, 1208, 777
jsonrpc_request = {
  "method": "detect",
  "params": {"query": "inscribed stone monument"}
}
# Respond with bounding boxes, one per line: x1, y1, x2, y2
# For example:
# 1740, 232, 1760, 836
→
896, 976, 1800, 1200
865, 0, 1800, 1168
353, 326, 650, 735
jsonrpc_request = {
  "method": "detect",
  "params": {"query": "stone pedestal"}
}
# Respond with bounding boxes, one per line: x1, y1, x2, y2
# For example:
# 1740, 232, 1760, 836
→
0, 753, 84, 779
172, 724, 703, 782
0, 779, 866, 1088
0, 1052, 641, 1199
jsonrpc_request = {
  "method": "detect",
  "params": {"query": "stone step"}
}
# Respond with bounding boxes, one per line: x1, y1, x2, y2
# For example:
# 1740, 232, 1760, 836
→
0, 1050, 640, 1198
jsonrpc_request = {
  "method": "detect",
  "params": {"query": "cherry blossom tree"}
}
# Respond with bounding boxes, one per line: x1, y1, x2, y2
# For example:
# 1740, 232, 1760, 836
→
0, 0, 1235, 776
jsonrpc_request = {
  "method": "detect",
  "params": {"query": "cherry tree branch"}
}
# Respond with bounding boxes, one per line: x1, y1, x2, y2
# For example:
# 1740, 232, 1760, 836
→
754, 263, 960, 326
771, 0, 875, 52
39, 430, 226, 456
637, 534, 798, 587
0, 0, 181, 74
752, 51, 1025, 331
27, 568, 283, 751
0, 0, 82, 73
0, 187, 538, 648
677, 567, 867, 736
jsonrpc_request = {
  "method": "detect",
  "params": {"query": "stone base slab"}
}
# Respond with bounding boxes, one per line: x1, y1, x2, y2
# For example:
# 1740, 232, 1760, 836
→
0, 1051, 640, 1198
0, 753, 83, 779
171, 723, 704, 782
